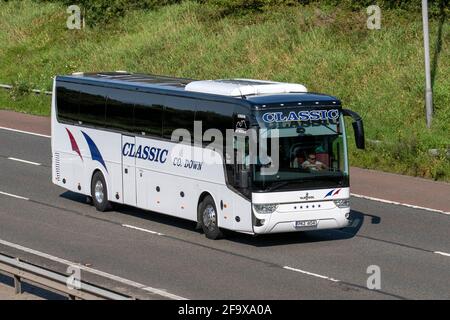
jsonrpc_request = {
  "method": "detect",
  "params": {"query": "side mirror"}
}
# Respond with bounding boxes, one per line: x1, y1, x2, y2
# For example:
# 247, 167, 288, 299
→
239, 170, 249, 189
352, 119, 365, 149
342, 109, 365, 150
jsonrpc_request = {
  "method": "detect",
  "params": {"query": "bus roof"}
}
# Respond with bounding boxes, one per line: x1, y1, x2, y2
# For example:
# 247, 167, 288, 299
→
57, 72, 341, 109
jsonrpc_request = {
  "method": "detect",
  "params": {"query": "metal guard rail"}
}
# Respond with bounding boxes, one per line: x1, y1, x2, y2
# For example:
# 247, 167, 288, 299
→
0, 253, 133, 300
0, 84, 52, 96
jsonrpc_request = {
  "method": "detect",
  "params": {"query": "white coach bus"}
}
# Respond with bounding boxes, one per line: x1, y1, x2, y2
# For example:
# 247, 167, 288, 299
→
51, 72, 365, 239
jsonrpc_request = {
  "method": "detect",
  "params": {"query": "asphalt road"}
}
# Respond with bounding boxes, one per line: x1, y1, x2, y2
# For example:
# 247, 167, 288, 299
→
0, 128, 449, 299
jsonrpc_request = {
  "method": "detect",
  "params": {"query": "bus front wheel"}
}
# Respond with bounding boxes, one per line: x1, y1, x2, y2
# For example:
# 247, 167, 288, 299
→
199, 196, 223, 240
91, 171, 110, 212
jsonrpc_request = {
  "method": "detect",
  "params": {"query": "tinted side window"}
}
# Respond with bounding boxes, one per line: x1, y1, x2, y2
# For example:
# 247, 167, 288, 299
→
105, 89, 134, 132
195, 101, 236, 185
195, 101, 235, 152
56, 82, 80, 123
133, 92, 163, 137
195, 101, 234, 137
163, 96, 196, 140
77, 85, 108, 127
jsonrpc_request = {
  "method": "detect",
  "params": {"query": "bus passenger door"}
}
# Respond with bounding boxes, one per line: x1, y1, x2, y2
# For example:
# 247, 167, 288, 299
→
122, 135, 137, 206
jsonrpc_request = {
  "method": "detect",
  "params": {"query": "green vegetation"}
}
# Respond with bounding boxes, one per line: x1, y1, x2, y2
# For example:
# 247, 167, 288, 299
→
36, 0, 448, 27
0, 0, 449, 180
0, 90, 51, 116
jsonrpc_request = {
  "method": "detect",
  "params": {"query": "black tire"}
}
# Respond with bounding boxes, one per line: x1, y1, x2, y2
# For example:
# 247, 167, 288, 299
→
198, 195, 223, 240
91, 171, 110, 212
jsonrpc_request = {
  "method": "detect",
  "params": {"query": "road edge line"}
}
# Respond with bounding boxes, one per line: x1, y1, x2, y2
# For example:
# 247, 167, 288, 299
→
351, 193, 450, 215
0, 126, 51, 138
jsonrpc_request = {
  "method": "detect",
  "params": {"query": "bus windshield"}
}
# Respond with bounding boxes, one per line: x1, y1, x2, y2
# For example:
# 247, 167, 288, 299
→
251, 115, 349, 192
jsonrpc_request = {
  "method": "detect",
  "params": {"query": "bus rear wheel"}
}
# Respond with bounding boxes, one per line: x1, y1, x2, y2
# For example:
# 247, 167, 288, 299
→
91, 171, 110, 212
199, 196, 223, 240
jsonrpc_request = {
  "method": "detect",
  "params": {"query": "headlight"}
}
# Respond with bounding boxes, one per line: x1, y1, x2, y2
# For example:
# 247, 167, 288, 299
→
334, 199, 350, 208
253, 203, 278, 214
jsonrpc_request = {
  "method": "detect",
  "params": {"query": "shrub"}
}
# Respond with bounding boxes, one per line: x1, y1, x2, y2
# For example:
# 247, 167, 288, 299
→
9, 78, 32, 101
32, 0, 448, 26
36, 0, 181, 26
200, 0, 447, 16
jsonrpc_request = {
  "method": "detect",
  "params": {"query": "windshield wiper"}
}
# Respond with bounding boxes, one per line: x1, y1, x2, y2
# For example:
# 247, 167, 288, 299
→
264, 181, 290, 192
260, 174, 345, 192
264, 179, 314, 192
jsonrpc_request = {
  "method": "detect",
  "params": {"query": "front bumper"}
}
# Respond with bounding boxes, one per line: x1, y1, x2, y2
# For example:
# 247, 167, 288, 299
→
252, 201, 350, 234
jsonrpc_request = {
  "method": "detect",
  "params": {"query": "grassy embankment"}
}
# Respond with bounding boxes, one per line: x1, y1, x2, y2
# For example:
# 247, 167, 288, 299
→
0, 0, 449, 180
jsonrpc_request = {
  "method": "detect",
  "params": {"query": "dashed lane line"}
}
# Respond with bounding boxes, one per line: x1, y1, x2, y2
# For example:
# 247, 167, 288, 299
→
283, 266, 340, 282
122, 224, 165, 236
0, 191, 29, 201
434, 251, 450, 257
7, 157, 41, 166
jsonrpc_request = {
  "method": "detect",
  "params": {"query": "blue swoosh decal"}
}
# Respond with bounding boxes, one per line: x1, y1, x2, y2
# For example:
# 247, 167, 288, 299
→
81, 131, 108, 172
324, 189, 334, 198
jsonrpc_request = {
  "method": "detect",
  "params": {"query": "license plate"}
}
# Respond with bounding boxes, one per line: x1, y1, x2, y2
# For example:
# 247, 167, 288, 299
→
295, 220, 318, 228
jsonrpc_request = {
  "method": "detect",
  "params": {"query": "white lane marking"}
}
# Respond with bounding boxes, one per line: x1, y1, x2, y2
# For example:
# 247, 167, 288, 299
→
8, 157, 41, 166
0, 126, 51, 138
283, 266, 340, 282
434, 251, 450, 257
0, 239, 187, 300
122, 224, 165, 236
351, 193, 450, 216
0, 190, 29, 201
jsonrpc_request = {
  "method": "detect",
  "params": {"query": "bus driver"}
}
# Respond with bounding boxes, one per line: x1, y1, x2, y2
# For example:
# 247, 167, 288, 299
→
302, 153, 328, 171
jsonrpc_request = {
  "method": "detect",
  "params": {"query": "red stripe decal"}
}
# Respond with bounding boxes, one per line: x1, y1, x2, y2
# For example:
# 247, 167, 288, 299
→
66, 128, 83, 161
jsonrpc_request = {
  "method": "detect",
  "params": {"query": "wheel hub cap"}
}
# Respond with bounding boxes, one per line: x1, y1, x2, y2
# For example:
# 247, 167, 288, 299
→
94, 180, 104, 204
202, 205, 217, 231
